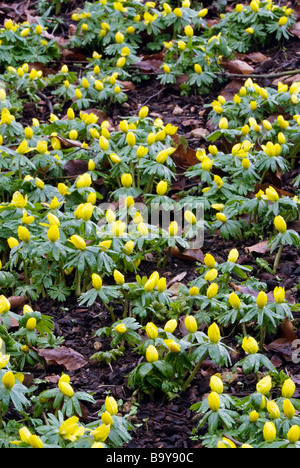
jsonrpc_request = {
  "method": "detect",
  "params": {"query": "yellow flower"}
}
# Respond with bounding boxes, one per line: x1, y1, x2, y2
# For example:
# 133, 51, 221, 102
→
156, 180, 168, 196
208, 391, 221, 412
10, 191, 28, 208
115, 324, 127, 334
146, 322, 158, 340
256, 375, 272, 395
92, 424, 110, 442
114, 269, 125, 286
184, 210, 197, 225
2, 371, 15, 389
204, 254, 215, 268
69, 235, 86, 250
216, 212, 227, 223
204, 269, 218, 282
228, 292, 241, 310
274, 215, 287, 233
105, 396, 118, 415
59, 416, 84, 442
7, 238, 19, 249
164, 319, 177, 334
189, 286, 199, 296
146, 345, 159, 362
28, 434, 44, 448
287, 425, 300, 444
263, 421, 276, 442
206, 283, 219, 299
92, 274, 103, 290
185, 316, 198, 334
283, 399, 295, 419
273, 286, 285, 304
242, 336, 258, 354
256, 291, 268, 309
210, 375, 223, 394
267, 400, 281, 420
169, 221, 178, 236
282, 378, 296, 398
18, 226, 31, 243
26, 317, 37, 331
207, 323, 221, 343
249, 410, 259, 422
121, 173, 133, 188
164, 339, 180, 353
47, 225, 60, 243
58, 379, 75, 398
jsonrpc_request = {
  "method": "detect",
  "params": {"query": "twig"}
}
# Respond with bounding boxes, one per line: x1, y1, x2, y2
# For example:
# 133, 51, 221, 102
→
219, 68, 300, 80
141, 87, 167, 106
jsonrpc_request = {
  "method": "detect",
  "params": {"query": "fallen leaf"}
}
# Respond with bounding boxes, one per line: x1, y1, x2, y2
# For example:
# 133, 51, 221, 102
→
170, 247, 204, 263
63, 159, 89, 177
222, 59, 255, 75
167, 271, 187, 287
8, 296, 27, 309
245, 240, 270, 254
37, 346, 88, 371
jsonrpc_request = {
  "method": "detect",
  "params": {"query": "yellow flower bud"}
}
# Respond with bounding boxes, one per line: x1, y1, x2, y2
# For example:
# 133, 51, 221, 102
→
229, 292, 241, 310
69, 235, 86, 250
208, 391, 221, 412
26, 317, 37, 331
274, 215, 287, 233
121, 173, 133, 188
207, 283, 219, 299
263, 421, 276, 442
146, 345, 159, 362
92, 274, 103, 290
114, 269, 125, 286
115, 324, 127, 334
267, 400, 281, 420
282, 378, 296, 398
146, 322, 158, 340
105, 396, 118, 415
283, 399, 296, 419
207, 322, 221, 343
164, 319, 177, 333
257, 375, 272, 395
2, 371, 15, 389
185, 316, 198, 334
256, 291, 268, 309
189, 286, 199, 297
242, 336, 258, 354
210, 375, 223, 394
287, 425, 300, 444
18, 226, 31, 243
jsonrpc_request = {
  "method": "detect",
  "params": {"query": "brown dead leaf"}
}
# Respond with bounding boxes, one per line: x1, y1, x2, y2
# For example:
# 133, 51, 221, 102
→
170, 247, 204, 263
120, 81, 135, 92
134, 51, 166, 73
245, 240, 270, 255
222, 59, 255, 75
64, 159, 89, 176
8, 296, 27, 309
37, 346, 88, 371
172, 133, 199, 169
281, 316, 298, 342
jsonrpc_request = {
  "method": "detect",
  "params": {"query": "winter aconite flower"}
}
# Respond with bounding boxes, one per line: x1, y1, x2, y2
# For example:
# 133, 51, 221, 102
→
282, 378, 296, 398
256, 375, 272, 395
263, 421, 277, 442
207, 323, 221, 344
242, 336, 259, 354
208, 392, 221, 412
146, 345, 159, 363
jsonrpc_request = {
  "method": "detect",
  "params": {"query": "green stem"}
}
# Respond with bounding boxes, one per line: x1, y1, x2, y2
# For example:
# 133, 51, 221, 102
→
75, 270, 82, 296
260, 325, 266, 351
273, 244, 284, 273
181, 351, 209, 393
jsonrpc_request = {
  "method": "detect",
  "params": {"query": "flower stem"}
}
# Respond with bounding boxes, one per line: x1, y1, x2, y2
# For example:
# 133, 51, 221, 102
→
181, 351, 208, 393
273, 244, 284, 273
